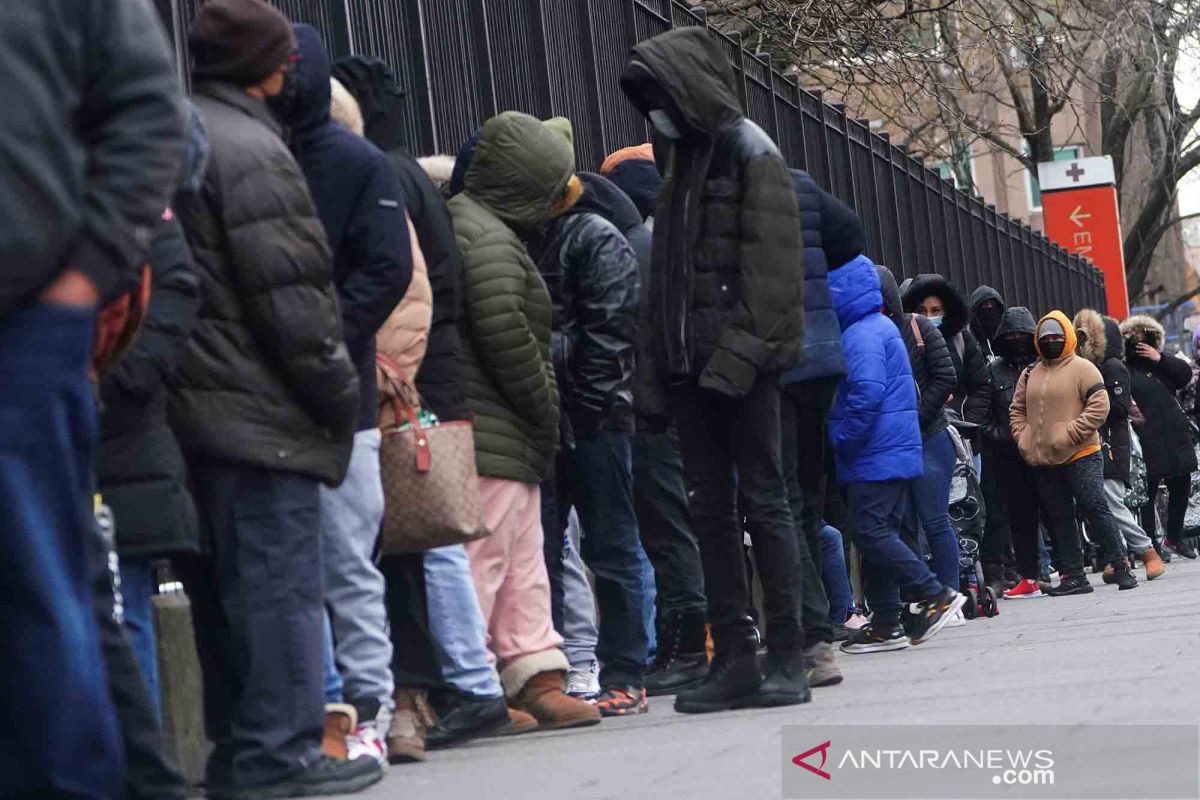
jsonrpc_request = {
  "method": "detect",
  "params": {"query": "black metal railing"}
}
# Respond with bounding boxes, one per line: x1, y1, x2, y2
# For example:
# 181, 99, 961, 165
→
170, 0, 1107, 316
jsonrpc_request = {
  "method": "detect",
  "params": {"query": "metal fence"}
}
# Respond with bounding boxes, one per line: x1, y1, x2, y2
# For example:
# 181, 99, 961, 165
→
172, 0, 1108, 316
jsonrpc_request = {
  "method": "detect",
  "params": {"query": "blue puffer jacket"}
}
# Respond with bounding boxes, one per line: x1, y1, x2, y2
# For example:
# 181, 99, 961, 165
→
828, 255, 924, 485
781, 170, 863, 385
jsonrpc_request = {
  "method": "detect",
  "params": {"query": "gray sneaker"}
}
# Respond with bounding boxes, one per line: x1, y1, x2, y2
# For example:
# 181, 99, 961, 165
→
802, 641, 844, 687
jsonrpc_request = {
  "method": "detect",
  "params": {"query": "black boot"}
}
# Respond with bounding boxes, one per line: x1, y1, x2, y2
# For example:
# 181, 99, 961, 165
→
1110, 561, 1138, 590
646, 611, 709, 697
426, 692, 510, 749
208, 756, 382, 800
747, 649, 812, 707
674, 646, 761, 714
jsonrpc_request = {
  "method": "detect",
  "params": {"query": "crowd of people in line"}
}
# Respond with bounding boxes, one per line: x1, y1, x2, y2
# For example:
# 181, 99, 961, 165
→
6, 2, 1200, 799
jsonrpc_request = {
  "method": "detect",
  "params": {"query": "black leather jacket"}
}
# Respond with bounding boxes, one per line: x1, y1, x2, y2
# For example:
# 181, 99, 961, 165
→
532, 175, 640, 437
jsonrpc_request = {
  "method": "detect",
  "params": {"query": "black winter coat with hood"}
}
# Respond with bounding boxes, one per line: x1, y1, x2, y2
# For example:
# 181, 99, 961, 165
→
981, 307, 1038, 457
1121, 314, 1198, 479
969, 285, 1005, 362
174, 81, 359, 486
278, 26, 412, 431
531, 172, 641, 437
332, 55, 466, 421
620, 27, 804, 398
902, 273, 990, 425
1074, 309, 1132, 484
878, 265, 956, 441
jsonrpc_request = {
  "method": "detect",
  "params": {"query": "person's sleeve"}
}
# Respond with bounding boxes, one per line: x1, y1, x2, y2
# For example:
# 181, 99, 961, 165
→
100, 213, 199, 407
461, 229, 557, 425
837, 333, 886, 452
961, 331, 992, 425
225, 162, 359, 437
1070, 366, 1110, 443
1009, 368, 1029, 444
569, 219, 640, 428
338, 161, 413, 360
1154, 353, 1193, 391
1103, 360, 1131, 424
73, 0, 186, 302
918, 319, 957, 429
699, 154, 804, 397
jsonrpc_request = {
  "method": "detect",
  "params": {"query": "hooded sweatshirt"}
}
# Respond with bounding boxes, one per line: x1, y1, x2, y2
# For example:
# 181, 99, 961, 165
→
279, 25, 413, 430
969, 285, 1005, 360
1009, 311, 1109, 467
620, 27, 803, 397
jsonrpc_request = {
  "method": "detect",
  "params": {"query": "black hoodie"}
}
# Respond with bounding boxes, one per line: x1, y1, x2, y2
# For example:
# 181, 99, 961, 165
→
981, 307, 1037, 455
530, 172, 641, 436
968, 285, 1005, 360
620, 27, 803, 397
903, 273, 990, 425
878, 265, 955, 441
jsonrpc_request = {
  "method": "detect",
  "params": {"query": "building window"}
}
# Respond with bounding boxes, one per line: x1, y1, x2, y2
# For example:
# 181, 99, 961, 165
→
929, 153, 974, 192
1026, 145, 1082, 211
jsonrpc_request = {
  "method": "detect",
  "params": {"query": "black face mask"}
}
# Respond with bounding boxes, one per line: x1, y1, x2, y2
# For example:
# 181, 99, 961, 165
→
1039, 338, 1066, 360
996, 334, 1034, 361
976, 305, 1003, 337
266, 68, 302, 124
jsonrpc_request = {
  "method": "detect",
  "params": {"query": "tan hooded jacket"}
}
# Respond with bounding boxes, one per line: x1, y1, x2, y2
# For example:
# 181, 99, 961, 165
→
1010, 310, 1109, 467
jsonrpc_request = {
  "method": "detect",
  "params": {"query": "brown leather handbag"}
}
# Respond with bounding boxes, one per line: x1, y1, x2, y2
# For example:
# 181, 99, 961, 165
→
376, 353, 489, 554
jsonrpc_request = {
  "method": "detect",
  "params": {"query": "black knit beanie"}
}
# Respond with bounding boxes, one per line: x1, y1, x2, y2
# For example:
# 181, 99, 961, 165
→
190, 0, 295, 87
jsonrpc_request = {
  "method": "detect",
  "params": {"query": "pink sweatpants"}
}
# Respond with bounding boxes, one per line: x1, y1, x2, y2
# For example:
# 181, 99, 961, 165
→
465, 477, 566, 697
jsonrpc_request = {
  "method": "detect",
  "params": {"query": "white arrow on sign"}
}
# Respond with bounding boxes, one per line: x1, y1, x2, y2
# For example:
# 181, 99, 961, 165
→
1069, 205, 1092, 227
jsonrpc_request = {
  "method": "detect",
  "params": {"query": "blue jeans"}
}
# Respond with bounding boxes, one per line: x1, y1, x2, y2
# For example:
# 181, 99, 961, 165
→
321, 614, 343, 703
121, 557, 161, 721
846, 481, 946, 626
909, 430, 960, 589
424, 544, 503, 699
0, 304, 122, 799
818, 525, 854, 626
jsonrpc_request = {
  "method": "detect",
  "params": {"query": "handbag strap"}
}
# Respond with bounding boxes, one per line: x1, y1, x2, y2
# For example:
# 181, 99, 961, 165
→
376, 352, 431, 473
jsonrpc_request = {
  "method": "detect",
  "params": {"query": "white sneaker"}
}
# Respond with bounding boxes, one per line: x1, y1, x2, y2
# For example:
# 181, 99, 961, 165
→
346, 720, 387, 768
565, 661, 600, 700
944, 609, 967, 628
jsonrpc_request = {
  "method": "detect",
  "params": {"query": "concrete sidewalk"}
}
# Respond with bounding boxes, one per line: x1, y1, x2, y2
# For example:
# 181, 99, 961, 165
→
342, 560, 1200, 800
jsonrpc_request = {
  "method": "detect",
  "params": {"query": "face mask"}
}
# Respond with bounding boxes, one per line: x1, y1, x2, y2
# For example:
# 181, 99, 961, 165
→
266, 68, 302, 123
648, 109, 682, 140
1039, 339, 1066, 360
977, 305, 1002, 334
927, 315, 944, 328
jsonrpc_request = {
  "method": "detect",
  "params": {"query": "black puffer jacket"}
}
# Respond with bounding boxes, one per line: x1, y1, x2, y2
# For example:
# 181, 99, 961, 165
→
532, 172, 640, 437
902, 273, 990, 425
332, 55, 466, 421
621, 27, 804, 397
1121, 314, 1197, 480
173, 82, 359, 486
879, 265, 955, 441
99, 213, 200, 557
981, 307, 1038, 456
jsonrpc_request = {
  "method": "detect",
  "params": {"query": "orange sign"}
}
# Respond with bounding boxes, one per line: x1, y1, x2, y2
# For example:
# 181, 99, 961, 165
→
1039, 156, 1129, 318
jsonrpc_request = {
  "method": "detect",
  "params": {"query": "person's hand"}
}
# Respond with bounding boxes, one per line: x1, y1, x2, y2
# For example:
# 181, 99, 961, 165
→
1136, 342, 1161, 363
40, 269, 98, 308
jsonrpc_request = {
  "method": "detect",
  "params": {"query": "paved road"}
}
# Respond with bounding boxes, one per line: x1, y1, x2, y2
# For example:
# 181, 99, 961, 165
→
341, 560, 1200, 800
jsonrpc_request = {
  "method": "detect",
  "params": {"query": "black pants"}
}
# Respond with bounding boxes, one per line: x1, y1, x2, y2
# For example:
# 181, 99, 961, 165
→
180, 463, 324, 788
670, 377, 803, 656
634, 425, 706, 619
1036, 453, 1125, 577
989, 449, 1042, 580
92, 521, 186, 800
781, 378, 839, 645
979, 451, 1012, 572
380, 554, 444, 691
1140, 473, 1190, 546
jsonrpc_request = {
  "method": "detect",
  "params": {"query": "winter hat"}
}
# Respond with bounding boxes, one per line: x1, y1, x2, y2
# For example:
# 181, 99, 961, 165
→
449, 128, 483, 197
190, 0, 296, 87
600, 143, 655, 176
606, 158, 661, 221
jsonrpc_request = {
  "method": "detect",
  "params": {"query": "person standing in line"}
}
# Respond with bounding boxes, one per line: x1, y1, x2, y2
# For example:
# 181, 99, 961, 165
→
604, 146, 710, 698
1009, 312, 1138, 595
448, 111, 601, 731
1072, 310, 1166, 581
621, 27, 812, 714
0, 0, 184, 795
532, 169, 652, 715
271, 25, 413, 766
828, 256, 966, 656
1121, 314, 1200, 560
171, 1, 378, 795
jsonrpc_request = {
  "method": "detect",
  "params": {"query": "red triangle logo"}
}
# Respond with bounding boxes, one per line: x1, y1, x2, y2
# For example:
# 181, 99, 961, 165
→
792, 740, 832, 780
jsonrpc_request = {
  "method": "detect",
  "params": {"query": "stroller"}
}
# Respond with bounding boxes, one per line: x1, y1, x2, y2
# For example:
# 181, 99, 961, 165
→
947, 420, 999, 618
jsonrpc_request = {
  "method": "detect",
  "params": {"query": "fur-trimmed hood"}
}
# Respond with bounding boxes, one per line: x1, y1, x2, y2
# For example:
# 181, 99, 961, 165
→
1120, 314, 1165, 350
418, 155, 456, 196
1072, 308, 1106, 365
902, 273, 968, 337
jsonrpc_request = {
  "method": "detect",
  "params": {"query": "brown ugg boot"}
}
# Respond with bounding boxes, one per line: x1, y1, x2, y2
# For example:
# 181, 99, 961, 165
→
388, 689, 436, 763
512, 671, 600, 731
1140, 547, 1166, 580
322, 703, 357, 760
492, 707, 538, 737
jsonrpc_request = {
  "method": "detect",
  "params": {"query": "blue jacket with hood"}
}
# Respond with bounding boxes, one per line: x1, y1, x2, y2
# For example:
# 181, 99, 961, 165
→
828, 255, 924, 484
282, 25, 412, 430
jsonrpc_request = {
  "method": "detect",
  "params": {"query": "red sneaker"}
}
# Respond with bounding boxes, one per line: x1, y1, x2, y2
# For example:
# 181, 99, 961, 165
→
1004, 578, 1043, 599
